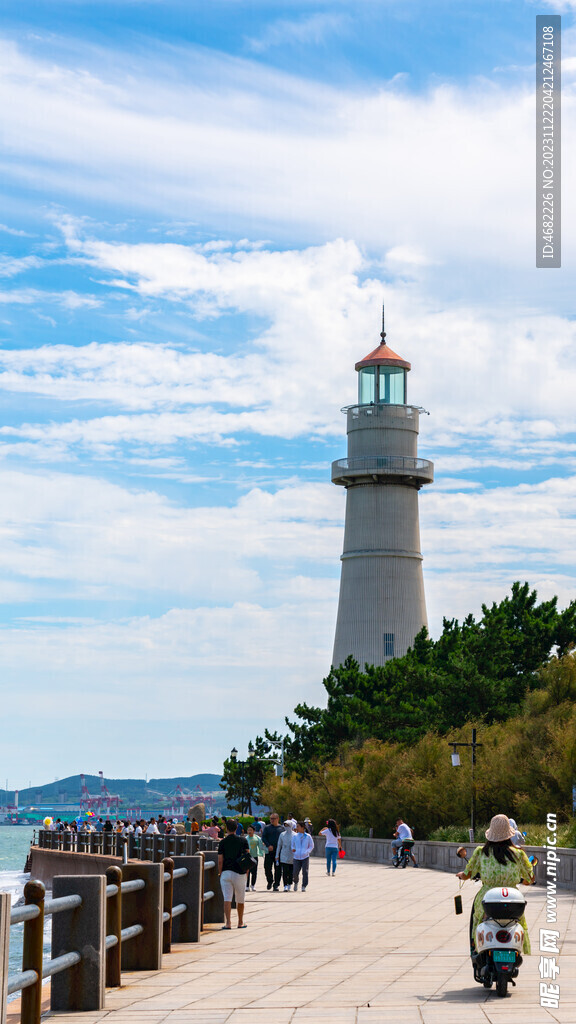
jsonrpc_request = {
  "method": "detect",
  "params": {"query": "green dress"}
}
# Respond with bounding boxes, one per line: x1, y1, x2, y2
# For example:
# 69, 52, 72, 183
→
465, 845, 534, 954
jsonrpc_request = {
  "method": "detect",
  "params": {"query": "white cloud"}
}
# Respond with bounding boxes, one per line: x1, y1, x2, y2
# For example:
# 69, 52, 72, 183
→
246, 13, 350, 53
0, 287, 101, 309
0, 468, 342, 601
0, 34, 571, 268
0, 254, 43, 277
2, 229, 576, 466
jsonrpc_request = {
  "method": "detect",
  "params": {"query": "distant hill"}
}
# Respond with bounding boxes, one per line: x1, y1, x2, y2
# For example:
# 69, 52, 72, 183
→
4, 774, 222, 805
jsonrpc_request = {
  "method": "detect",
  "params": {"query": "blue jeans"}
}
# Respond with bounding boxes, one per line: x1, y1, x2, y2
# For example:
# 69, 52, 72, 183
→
326, 848, 338, 873
391, 837, 404, 859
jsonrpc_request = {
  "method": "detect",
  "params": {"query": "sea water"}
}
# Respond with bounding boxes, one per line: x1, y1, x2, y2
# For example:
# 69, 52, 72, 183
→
0, 825, 52, 997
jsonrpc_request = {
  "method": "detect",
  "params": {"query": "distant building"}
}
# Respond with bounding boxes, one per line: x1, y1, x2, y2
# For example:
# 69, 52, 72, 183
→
331, 316, 434, 667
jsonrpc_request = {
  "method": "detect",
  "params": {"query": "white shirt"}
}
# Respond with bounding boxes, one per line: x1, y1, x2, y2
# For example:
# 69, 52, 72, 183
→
146, 823, 159, 834
396, 823, 412, 840
320, 827, 340, 848
291, 831, 315, 859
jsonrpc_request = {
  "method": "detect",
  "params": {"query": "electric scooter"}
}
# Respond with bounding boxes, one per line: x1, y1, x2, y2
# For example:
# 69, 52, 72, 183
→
456, 846, 537, 998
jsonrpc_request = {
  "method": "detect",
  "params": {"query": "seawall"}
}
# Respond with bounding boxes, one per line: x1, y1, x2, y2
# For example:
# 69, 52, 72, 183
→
313, 836, 576, 890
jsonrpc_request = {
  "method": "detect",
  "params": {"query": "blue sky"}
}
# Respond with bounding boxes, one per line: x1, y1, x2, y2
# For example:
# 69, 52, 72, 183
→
1, 0, 575, 787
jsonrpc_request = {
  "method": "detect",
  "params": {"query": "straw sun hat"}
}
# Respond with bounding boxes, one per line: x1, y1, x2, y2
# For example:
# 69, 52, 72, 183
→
485, 814, 515, 842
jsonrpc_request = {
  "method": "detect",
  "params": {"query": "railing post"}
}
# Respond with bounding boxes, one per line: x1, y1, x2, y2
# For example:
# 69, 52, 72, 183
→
171, 856, 201, 942
21, 880, 45, 1024
162, 858, 173, 954
121, 862, 163, 971
201, 853, 224, 926
1, 892, 10, 1024
105, 866, 122, 988
151, 835, 161, 862
51, 875, 106, 1012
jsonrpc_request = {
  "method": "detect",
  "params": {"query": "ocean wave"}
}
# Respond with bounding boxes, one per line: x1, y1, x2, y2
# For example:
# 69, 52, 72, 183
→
1, 869, 52, 1002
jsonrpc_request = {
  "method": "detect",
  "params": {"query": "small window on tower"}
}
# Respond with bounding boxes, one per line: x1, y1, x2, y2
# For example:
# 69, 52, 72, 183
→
383, 633, 395, 658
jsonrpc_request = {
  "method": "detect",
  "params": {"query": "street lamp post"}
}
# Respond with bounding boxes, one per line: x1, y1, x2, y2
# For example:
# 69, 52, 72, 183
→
448, 728, 482, 841
270, 737, 285, 784
230, 746, 255, 816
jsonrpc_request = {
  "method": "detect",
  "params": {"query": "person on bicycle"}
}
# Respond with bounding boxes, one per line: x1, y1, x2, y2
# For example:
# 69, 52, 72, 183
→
391, 818, 418, 867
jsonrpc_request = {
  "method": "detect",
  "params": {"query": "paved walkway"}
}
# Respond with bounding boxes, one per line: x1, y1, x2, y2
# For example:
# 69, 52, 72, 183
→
46, 859, 576, 1024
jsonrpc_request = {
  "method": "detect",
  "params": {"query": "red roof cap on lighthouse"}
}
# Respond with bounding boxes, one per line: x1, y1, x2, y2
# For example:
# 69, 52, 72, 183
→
355, 308, 411, 372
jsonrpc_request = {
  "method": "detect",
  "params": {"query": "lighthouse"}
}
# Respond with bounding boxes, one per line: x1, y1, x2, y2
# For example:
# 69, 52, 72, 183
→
331, 315, 434, 667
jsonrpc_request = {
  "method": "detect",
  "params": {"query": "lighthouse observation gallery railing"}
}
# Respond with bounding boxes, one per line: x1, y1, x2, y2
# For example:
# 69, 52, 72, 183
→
331, 455, 434, 485
1, 849, 222, 1024
342, 403, 422, 420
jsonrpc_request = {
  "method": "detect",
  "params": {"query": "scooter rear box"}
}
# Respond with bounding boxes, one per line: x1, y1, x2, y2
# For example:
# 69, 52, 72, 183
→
481, 886, 526, 921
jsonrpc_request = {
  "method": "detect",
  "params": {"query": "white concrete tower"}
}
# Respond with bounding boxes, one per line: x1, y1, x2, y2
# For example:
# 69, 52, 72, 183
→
331, 315, 434, 667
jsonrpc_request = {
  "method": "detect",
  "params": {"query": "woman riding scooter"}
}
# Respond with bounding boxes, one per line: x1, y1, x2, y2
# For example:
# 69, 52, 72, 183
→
456, 813, 534, 957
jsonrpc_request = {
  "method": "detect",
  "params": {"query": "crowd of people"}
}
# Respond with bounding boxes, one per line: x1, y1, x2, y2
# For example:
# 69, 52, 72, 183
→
44, 808, 342, 885
217, 813, 342, 929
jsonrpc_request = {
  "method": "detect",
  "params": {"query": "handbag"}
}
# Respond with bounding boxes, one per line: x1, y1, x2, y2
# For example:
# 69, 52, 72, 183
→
235, 849, 255, 872
338, 849, 346, 859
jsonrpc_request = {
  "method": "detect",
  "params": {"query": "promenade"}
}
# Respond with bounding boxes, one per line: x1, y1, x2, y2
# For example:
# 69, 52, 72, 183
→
44, 859, 575, 1024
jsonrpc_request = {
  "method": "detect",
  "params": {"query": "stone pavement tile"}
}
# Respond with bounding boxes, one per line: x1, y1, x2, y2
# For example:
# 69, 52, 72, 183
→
247, 991, 329, 1009
124, 997, 205, 1011
98, 1015, 173, 1020
548, 1010, 576, 1024
97, 1011, 170, 1019
481, 1012, 558, 1024
357, 1011, 423, 1024
100, 999, 161, 1010
226, 1010, 294, 1023
120, 979, 182, 989
43, 1019, 108, 1024
163, 1015, 232, 1024
163, 1011, 234, 1017
420, 1007, 490, 1020
292, 1011, 357, 1021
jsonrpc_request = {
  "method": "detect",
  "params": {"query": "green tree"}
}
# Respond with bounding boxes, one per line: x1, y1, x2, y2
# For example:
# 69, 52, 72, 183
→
277, 583, 576, 777
220, 735, 278, 814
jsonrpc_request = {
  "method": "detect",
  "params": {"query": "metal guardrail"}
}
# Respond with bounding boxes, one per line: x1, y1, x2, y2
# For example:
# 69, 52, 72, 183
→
1, 846, 224, 1024
34, 828, 219, 861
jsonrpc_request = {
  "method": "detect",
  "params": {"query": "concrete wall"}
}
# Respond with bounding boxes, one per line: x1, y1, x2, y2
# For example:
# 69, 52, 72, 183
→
28, 846, 122, 884
312, 836, 576, 890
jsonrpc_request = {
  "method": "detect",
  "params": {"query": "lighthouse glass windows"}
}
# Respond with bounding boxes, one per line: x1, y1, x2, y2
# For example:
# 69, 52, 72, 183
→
358, 365, 406, 405
379, 366, 406, 404
358, 366, 376, 404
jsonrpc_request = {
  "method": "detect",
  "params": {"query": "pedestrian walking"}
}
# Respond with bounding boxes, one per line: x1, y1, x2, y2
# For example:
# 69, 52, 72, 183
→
291, 821, 314, 891
218, 818, 251, 929
262, 812, 284, 891
246, 824, 266, 890
276, 820, 295, 890
319, 819, 341, 875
